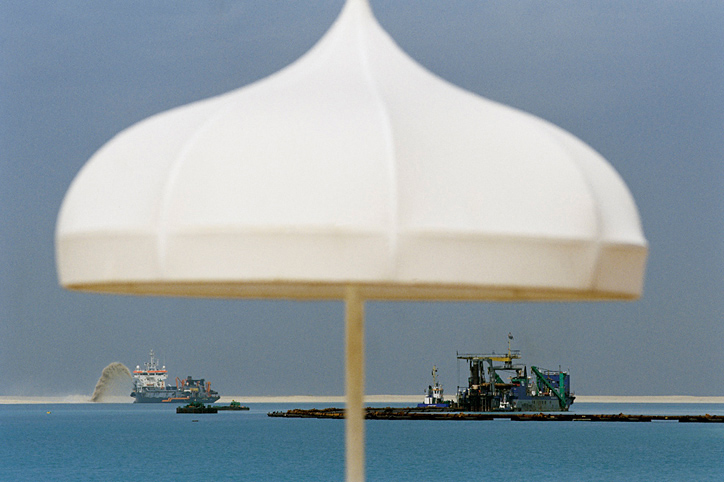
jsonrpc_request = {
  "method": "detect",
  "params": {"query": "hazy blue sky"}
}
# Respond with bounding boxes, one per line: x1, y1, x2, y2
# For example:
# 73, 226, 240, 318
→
2, 0, 722, 398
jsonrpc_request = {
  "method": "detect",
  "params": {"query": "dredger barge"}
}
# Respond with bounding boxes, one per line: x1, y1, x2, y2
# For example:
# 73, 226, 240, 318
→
268, 336, 723, 423
416, 335, 574, 412
453, 334, 574, 412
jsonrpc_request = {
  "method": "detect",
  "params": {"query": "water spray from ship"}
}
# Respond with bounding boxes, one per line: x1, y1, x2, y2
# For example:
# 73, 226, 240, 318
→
91, 362, 132, 402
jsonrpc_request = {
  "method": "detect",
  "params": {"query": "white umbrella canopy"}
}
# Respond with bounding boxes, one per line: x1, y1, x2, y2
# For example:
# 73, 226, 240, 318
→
56, 0, 647, 480
56, 0, 647, 300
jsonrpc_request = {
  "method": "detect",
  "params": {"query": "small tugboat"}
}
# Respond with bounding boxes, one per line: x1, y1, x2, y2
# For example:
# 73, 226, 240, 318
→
418, 366, 450, 408
217, 400, 250, 411
131, 350, 220, 404
176, 400, 218, 414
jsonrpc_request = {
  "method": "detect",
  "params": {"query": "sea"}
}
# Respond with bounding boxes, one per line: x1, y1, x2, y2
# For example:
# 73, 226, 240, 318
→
2, 401, 723, 481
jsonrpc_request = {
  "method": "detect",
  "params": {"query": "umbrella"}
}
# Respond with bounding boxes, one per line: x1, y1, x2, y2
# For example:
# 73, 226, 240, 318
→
56, 1, 648, 480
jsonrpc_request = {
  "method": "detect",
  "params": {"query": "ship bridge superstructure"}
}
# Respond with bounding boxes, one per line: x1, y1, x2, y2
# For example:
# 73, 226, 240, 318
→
133, 350, 168, 389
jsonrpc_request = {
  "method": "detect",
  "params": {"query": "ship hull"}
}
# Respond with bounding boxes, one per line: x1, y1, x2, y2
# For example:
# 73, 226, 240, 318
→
512, 395, 574, 412
131, 389, 220, 404
131, 390, 220, 403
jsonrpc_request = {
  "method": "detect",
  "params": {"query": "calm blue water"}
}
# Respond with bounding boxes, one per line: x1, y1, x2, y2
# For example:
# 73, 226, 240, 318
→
2, 403, 723, 481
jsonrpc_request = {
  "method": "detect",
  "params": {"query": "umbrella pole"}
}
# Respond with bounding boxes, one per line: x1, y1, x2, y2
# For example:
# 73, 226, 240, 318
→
345, 285, 365, 482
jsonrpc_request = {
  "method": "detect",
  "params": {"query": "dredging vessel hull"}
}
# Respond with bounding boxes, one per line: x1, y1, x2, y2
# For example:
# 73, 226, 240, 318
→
131, 389, 220, 404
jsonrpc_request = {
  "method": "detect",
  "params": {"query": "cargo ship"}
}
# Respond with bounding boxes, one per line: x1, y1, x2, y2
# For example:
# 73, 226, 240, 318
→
453, 334, 574, 412
131, 350, 220, 404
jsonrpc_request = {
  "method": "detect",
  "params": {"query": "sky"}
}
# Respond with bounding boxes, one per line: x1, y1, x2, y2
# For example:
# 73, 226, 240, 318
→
1, 0, 722, 399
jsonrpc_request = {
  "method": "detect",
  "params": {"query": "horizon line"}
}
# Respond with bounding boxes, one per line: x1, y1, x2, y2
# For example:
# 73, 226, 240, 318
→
2, 395, 724, 405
